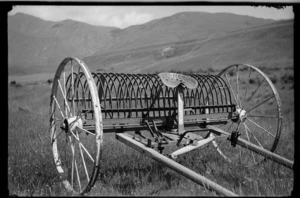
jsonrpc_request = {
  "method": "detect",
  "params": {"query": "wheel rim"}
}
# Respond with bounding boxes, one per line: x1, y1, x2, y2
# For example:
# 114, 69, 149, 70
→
50, 57, 103, 194
211, 64, 282, 165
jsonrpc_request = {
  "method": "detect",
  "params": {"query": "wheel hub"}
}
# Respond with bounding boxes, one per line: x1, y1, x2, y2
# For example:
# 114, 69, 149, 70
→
236, 108, 247, 123
60, 116, 83, 133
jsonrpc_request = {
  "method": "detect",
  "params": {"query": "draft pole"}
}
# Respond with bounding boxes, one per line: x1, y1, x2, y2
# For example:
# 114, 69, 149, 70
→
116, 133, 238, 196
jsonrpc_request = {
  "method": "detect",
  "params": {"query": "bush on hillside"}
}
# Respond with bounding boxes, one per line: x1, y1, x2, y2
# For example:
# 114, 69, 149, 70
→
249, 78, 256, 84
207, 68, 215, 74
196, 68, 204, 73
228, 69, 235, 76
281, 73, 294, 84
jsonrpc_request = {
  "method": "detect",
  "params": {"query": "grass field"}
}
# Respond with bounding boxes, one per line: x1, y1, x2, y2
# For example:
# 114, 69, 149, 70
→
8, 67, 294, 196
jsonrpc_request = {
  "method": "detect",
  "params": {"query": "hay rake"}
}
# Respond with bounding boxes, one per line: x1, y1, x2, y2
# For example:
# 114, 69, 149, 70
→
50, 57, 293, 196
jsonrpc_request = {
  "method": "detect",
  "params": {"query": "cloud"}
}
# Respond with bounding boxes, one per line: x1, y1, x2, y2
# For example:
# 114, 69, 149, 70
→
109, 11, 153, 28
9, 6, 154, 28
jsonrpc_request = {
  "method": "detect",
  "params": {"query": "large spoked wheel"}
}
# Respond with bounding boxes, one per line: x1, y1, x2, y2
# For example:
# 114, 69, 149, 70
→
211, 64, 282, 166
50, 57, 103, 195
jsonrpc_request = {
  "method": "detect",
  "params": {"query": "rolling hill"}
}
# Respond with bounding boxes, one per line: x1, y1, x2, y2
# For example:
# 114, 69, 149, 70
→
84, 18, 293, 73
8, 13, 118, 74
101, 12, 274, 53
8, 12, 293, 75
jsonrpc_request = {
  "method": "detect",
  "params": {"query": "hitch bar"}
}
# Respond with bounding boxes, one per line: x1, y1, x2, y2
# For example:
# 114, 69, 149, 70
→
207, 126, 293, 169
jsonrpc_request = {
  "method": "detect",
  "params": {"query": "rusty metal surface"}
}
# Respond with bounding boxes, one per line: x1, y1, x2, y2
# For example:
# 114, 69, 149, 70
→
66, 72, 235, 120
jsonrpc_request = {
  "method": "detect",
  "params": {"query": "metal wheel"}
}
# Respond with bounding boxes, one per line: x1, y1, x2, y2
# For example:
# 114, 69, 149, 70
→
211, 64, 282, 165
50, 57, 103, 194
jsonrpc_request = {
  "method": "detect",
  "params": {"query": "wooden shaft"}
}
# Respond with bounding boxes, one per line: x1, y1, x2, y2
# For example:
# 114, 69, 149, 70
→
116, 133, 238, 196
207, 126, 294, 169
177, 85, 185, 134
237, 137, 293, 169
170, 136, 215, 158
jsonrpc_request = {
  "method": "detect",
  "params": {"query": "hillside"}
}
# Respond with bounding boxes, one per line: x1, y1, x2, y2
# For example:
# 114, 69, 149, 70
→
8, 12, 293, 75
84, 19, 293, 73
102, 12, 274, 53
8, 13, 119, 74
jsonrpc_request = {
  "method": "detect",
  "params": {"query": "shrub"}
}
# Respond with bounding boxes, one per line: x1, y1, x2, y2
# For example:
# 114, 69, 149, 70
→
239, 66, 248, 72
281, 73, 294, 84
196, 68, 204, 73
258, 66, 267, 72
285, 66, 293, 71
161, 47, 175, 58
207, 68, 215, 74
249, 78, 256, 84
228, 69, 235, 76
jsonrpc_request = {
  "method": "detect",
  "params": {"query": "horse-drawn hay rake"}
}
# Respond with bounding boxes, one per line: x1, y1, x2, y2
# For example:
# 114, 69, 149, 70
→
50, 57, 293, 196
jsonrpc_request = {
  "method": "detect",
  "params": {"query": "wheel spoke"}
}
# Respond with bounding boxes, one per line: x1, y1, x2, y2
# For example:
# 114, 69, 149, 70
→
243, 123, 264, 148
76, 131, 90, 181
63, 69, 67, 117
246, 118, 275, 137
236, 65, 241, 107
52, 116, 61, 121
243, 78, 265, 110
247, 95, 275, 113
76, 126, 96, 136
53, 95, 65, 119
69, 136, 75, 188
75, 159, 82, 192
243, 67, 252, 105
69, 130, 80, 141
71, 62, 76, 116
247, 114, 278, 118
243, 123, 256, 164
70, 135, 82, 192
70, 129, 95, 162
79, 142, 94, 163
71, 151, 74, 188
69, 135, 77, 189
58, 79, 72, 117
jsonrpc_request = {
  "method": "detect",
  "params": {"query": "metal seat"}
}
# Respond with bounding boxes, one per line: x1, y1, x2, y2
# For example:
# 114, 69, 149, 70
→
158, 72, 198, 89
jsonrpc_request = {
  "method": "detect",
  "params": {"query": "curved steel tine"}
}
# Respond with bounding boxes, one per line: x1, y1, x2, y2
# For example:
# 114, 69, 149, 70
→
71, 72, 235, 122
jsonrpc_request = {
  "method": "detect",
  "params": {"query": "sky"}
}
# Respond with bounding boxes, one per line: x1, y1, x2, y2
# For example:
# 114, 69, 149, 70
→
8, 5, 294, 29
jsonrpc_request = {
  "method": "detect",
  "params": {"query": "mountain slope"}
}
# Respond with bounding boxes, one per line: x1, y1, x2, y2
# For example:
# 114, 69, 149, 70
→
8, 13, 119, 74
99, 12, 274, 54
83, 19, 293, 73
